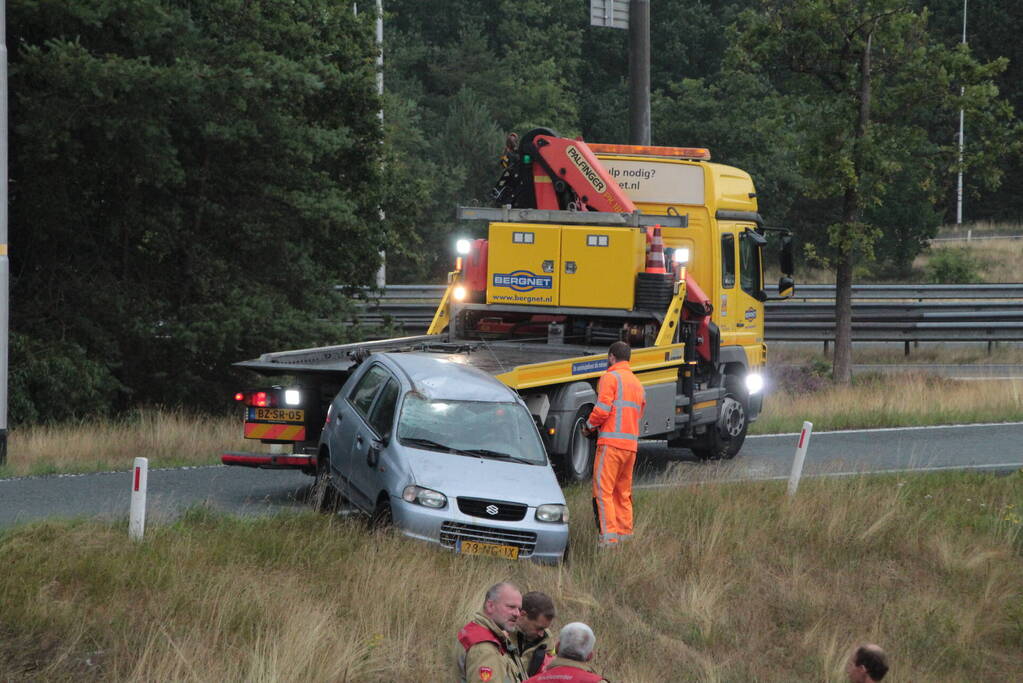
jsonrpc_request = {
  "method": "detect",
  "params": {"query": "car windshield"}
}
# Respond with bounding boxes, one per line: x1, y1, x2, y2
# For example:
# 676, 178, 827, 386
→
397, 395, 547, 465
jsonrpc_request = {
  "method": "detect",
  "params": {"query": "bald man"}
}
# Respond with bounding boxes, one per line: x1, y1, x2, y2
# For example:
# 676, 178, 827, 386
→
846, 643, 889, 682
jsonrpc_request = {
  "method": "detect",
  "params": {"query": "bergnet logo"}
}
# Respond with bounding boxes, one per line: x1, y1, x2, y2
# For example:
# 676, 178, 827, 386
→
492, 270, 553, 292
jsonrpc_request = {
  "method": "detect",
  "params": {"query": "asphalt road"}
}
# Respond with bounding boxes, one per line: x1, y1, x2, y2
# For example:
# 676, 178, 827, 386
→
2, 422, 1021, 529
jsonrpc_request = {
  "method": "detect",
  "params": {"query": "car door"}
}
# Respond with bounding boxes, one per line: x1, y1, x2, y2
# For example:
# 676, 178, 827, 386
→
348, 376, 401, 509
329, 363, 391, 508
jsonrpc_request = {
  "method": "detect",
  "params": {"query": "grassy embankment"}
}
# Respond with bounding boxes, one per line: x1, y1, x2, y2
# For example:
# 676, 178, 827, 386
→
1, 470, 1020, 681
1, 370, 1020, 477
789, 222, 1022, 284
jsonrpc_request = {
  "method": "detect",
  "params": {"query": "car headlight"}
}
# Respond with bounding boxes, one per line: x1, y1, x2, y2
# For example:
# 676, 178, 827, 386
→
535, 504, 569, 523
745, 372, 764, 394
402, 485, 447, 509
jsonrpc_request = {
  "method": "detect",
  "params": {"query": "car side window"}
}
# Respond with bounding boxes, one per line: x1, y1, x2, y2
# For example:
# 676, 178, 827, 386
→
721, 233, 736, 288
368, 379, 399, 438
348, 365, 390, 418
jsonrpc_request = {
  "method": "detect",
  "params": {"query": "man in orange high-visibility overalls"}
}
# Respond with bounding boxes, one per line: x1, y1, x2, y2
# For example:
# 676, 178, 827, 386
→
584, 341, 645, 545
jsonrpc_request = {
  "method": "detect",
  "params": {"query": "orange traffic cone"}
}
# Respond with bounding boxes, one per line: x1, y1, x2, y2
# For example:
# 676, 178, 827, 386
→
645, 224, 667, 273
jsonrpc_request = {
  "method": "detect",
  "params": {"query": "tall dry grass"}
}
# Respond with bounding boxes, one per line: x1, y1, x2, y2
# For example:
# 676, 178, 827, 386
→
768, 343, 1023, 366
914, 237, 1023, 283
754, 374, 1023, 434
1, 472, 1020, 681
3, 410, 246, 477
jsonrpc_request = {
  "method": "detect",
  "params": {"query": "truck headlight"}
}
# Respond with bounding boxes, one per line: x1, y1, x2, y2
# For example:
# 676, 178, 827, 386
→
453, 285, 467, 301
456, 239, 472, 255
536, 504, 569, 523
745, 373, 764, 394
284, 389, 301, 406
402, 485, 447, 509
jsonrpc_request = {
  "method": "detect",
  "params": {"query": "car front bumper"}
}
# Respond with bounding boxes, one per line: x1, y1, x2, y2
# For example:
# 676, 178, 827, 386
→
390, 496, 569, 564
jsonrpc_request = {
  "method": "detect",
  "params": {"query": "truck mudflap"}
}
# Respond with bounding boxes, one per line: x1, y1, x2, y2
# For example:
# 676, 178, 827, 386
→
221, 452, 315, 471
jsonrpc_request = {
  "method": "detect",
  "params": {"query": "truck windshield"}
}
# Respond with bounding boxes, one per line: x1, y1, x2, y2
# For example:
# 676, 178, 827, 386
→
397, 396, 547, 465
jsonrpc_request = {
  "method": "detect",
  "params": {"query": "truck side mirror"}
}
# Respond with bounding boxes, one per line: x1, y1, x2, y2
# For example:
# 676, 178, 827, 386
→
780, 234, 794, 276
777, 276, 795, 299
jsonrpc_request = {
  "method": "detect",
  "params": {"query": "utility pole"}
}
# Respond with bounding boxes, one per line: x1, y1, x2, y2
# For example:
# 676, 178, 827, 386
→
628, 0, 651, 145
956, 0, 967, 226
0, 1, 9, 466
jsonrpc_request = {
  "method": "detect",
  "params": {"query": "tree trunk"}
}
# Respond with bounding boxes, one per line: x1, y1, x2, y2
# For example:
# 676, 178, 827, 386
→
833, 239, 854, 384
833, 27, 874, 384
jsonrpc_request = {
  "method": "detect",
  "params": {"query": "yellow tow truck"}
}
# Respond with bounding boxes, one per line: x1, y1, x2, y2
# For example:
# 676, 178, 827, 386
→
224, 128, 794, 483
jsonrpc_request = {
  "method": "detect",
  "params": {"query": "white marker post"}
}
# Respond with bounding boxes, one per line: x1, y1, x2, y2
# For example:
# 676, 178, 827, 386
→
787, 421, 813, 497
129, 457, 148, 541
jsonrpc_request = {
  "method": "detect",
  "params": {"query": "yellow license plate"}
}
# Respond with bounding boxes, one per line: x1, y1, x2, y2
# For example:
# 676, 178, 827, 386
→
458, 540, 520, 560
254, 407, 305, 423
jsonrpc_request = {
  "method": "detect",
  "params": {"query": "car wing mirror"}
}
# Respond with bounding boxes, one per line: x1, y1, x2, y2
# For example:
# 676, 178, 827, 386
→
367, 439, 383, 468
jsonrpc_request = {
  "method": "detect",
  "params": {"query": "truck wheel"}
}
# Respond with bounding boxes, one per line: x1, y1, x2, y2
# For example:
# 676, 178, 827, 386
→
691, 375, 748, 460
311, 452, 339, 512
559, 405, 596, 483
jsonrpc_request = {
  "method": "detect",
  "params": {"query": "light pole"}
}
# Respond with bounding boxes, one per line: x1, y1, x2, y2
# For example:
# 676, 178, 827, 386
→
628, 0, 651, 145
956, 0, 967, 227
0, 0, 9, 465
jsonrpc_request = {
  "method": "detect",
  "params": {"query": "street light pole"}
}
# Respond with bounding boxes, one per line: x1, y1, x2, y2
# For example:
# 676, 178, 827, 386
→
628, 0, 651, 145
0, 0, 9, 466
956, 0, 967, 226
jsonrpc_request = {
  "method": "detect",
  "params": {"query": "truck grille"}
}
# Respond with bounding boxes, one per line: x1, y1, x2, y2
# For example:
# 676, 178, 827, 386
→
457, 497, 527, 521
440, 522, 537, 556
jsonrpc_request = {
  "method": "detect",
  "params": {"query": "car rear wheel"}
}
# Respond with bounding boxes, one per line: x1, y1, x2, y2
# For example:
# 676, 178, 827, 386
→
311, 452, 339, 512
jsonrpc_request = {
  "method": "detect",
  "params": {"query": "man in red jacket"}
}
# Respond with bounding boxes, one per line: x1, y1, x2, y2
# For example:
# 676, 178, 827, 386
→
585, 341, 645, 545
523, 622, 608, 682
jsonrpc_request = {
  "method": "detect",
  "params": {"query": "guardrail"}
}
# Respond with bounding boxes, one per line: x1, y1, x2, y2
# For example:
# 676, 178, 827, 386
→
348, 283, 1023, 352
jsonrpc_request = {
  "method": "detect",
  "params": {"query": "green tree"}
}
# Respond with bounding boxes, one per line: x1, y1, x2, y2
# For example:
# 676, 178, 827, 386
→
731, 0, 1016, 382
383, 0, 584, 282
10, 0, 384, 420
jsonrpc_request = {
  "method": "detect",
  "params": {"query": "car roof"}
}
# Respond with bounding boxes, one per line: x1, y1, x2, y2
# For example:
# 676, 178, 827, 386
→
377, 352, 520, 403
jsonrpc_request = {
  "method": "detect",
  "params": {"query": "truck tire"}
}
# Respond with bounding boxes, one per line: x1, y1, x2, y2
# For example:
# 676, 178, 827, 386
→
558, 405, 596, 483
691, 374, 748, 460
311, 452, 339, 512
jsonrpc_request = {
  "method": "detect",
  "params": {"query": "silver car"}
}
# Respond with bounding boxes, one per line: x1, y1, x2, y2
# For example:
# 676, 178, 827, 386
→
316, 352, 569, 563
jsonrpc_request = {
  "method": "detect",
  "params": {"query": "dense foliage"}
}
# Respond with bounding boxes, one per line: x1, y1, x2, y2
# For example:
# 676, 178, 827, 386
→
10, 0, 384, 420
8, 0, 1020, 421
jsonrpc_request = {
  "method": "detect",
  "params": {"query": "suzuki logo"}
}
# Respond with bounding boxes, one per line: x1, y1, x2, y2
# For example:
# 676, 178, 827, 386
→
486, 505, 499, 516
